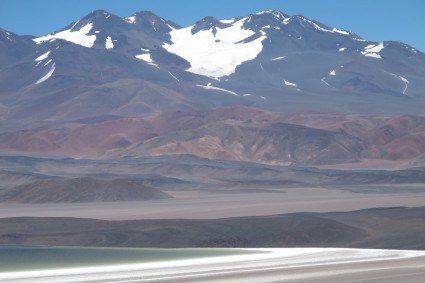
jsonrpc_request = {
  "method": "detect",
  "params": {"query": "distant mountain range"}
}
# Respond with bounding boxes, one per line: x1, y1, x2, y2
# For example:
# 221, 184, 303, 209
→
1, 10, 424, 166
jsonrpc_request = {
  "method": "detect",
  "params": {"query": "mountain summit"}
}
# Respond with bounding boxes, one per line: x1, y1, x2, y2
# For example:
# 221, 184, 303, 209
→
0, 9, 424, 129
0, 9, 425, 165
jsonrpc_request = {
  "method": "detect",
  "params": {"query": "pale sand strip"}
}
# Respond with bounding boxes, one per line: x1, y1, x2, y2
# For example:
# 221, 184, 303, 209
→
1, 248, 425, 283
1, 188, 425, 220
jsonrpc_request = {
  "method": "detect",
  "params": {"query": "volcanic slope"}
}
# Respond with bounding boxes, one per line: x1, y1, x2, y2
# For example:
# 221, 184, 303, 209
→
1, 10, 425, 131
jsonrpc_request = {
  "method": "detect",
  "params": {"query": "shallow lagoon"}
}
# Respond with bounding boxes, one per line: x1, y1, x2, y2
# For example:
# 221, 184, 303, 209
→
0, 246, 263, 272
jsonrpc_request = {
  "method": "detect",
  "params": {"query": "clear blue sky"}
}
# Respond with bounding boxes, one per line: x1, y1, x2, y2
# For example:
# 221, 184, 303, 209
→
0, 0, 424, 51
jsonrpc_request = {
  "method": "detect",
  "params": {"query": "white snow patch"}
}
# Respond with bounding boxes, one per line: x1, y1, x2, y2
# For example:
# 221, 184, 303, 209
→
389, 72, 409, 95
220, 19, 235, 24
260, 96, 267, 100
5, 32, 10, 36
70, 21, 79, 29
284, 80, 297, 87
365, 43, 385, 53
274, 26, 281, 30
257, 10, 286, 20
168, 71, 180, 82
243, 93, 252, 97
259, 63, 265, 71
329, 70, 336, 76
299, 17, 351, 36
272, 56, 286, 61
44, 59, 52, 66
135, 53, 159, 68
361, 52, 382, 59
321, 78, 332, 87
339, 47, 347, 52
124, 16, 136, 24
94, 31, 100, 34
35, 63, 56, 85
196, 83, 239, 96
163, 19, 267, 78
400, 76, 409, 84
332, 28, 350, 35
300, 17, 329, 33
283, 18, 290, 25
353, 37, 366, 42
262, 25, 271, 29
105, 36, 114, 49
140, 48, 150, 52
34, 23, 96, 48
35, 51, 51, 61
135, 53, 153, 62
361, 43, 384, 59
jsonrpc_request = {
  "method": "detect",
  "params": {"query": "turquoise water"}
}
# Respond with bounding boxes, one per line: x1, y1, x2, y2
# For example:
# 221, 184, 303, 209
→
0, 246, 264, 272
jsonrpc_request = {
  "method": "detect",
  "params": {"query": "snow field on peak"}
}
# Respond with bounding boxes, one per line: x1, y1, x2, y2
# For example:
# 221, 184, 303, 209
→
361, 43, 384, 59
220, 19, 235, 24
163, 19, 267, 78
331, 28, 349, 35
34, 23, 96, 48
256, 10, 287, 21
298, 17, 351, 36
365, 43, 385, 53
124, 16, 136, 24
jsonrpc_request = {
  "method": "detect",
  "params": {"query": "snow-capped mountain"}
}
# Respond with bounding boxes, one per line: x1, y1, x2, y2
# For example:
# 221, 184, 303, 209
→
1, 9, 425, 129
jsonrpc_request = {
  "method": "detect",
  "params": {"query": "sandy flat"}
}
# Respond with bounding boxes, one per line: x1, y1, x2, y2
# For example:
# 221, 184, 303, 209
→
1, 248, 424, 283
0, 187, 424, 220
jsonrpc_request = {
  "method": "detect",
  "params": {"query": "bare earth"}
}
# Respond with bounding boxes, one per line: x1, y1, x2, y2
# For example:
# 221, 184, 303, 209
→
0, 187, 424, 220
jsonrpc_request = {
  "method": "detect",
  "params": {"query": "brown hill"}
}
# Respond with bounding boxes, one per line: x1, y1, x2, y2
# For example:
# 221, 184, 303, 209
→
0, 107, 424, 166
0, 177, 172, 203
121, 121, 364, 165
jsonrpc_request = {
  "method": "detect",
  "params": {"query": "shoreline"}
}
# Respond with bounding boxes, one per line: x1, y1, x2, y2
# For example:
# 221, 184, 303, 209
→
1, 248, 425, 282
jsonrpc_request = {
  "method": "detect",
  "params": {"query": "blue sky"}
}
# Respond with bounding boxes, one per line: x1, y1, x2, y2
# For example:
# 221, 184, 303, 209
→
0, 0, 424, 51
